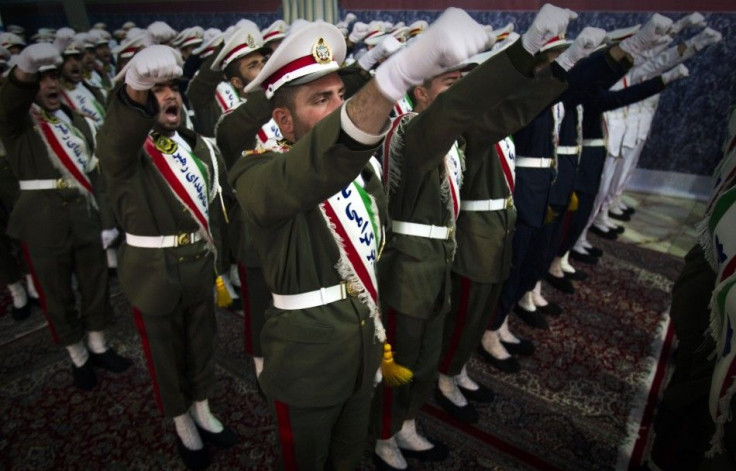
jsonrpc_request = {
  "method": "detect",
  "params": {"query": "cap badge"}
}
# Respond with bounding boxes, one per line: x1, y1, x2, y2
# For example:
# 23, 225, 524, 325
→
312, 38, 332, 65
246, 34, 256, 49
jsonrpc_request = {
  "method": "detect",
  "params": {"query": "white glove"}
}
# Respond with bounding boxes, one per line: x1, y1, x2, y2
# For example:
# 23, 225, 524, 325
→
670, 12, 706, 35
373, 366, 383, 387
117, 45, 183, 91
358, 35, 403, 71
521, 3, 578, 55
555, 26, 607, 71
686, 27, 722, 52
349, 22, 370, 43
661, 63, 688, 84
101, 228, 120, 249
15, 43, 62, 74
344, 13, 357, 24
619, 13, 673, 56
147, 21, 177, 45
374, 7, 489, 102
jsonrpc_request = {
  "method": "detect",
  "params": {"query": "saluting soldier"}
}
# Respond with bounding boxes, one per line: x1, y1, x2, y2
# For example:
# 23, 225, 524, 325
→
0, 43, 131, 390
97, 45, 237, 470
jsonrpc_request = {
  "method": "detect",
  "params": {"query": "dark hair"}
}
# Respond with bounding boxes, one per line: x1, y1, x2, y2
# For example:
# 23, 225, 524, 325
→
223, 57, 241, 81
271, 84, 300, 114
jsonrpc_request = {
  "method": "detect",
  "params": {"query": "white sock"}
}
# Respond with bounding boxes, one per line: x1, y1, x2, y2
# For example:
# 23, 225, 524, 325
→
498, 318, 520, 344
26, 274, 39, 299
548, 257, 564, 278
609, 205, 624, 216
532, 282, 548, 307
190, 399, 224, 433
580, 236, 592, 250
375, 437, 407, 469
87, 331, 108, 354
574, 239, 590, 254
7, 281, 28, 308
106, 248, 118, 268
253, 356, 264, 377
560, 252, 576, 274
174, 413, 203, 450
593, 221, 610, 232
438, 373, 468, 407
454, 365, 479, 391
396, 419, 433, 451
604, 220, 620, 230
481, 330, 511, 360
66, 341, 89, 367
229, 264, 241, 288
518, 291, 536, 311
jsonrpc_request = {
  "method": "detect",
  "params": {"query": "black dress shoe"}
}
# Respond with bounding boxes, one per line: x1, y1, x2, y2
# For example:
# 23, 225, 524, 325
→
564, 269, 588, 281
513, 305, 549, 330
587, 246, 603, 257
611, 224, 625, 234
501, 338, 535, 356
89, 348, 133, 373
589, 225, 618, 240
458, 382, 495, 403
373, 452, 412, 471
623, 207, 636, 216
608, 210, 630, 222
545, 273, 575, 294
176, 437, 210, 470
228, 298, 243, 311
477, 346, 521, 373
11, 303, 31, 321
196, 424, 238, 449
536, 302, 562, 316
569, 249, 599, 265
433, 388, 478, 423
73, 359, 97, 390
399, 438, 449, 462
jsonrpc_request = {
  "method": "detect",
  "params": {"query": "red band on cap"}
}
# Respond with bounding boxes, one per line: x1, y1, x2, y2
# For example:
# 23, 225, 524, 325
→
223, 43, 255, 66
262, 54, 324, 92
263, 30, 283, 41
543, 35, 562, 46
364, 30, 382, 40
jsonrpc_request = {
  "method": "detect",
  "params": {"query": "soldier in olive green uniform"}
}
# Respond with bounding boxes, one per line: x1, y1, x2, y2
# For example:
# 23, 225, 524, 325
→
0, 44, 130, 390
229, 13, 493, 470
97, 45, 236, 470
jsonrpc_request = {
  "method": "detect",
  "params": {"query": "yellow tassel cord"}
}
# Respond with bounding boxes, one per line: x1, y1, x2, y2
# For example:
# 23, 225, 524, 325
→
215, 275, 233, 307
381, 343, 413, 387
543, 205, 556, 225
567, 191, 579, 212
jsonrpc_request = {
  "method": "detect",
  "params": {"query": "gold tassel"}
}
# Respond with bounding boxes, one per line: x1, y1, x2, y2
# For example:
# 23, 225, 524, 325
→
215, 275, 233, 307
567, 191, 579, 212
543, 205, 556, 225
380, 343, 413, 387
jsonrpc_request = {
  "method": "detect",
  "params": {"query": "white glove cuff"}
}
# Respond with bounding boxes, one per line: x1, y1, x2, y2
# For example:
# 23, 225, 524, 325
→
340, 100, 388, 146
374, 57, 414, 103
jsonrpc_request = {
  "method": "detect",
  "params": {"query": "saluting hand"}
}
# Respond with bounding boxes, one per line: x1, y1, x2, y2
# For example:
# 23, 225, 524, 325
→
117, 45, 183, 91
522, 3, 578, 55
555, 26, 607, 71
619, 13, 674, 56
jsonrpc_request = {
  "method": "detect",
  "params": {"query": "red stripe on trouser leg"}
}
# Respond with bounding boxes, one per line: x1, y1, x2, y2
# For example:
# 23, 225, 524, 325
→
20, 242, 56, 343
274, 400, 298, 471
133, 307, 164, 414
237, 262, 254, 355
439, 276, 472, 374
380, 307, 398, 440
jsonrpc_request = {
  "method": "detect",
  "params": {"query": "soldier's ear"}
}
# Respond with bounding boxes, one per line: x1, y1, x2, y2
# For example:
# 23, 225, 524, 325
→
273, 107, 293, 140
229, 76, 244, 91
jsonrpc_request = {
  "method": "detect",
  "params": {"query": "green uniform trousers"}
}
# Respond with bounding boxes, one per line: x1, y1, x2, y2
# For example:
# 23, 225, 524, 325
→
269, 380, 375, 470
0, 163, 22, 285
439, 274, 504, 376
373, 306, 446, 439
238, 264, 268, 357
25, 225, 112, 346
651, 244, 717, 470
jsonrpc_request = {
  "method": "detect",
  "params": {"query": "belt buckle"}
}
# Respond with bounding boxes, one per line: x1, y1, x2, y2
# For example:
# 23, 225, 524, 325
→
548, 158, 555, 168
339, 280, 360, 298
505, 196, 513, 208
446, 226, 455, 240
56, 178, 69, 189
177, 233, 191, 246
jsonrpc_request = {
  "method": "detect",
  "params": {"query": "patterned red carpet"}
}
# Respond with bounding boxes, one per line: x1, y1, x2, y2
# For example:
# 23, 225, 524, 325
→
0, 236, 683, 470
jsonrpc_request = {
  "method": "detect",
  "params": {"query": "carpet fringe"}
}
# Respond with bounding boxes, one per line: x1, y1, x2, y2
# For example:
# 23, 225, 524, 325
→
615, 310, 672, 470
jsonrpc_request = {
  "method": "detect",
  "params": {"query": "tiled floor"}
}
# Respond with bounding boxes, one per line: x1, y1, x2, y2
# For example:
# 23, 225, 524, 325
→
613, 191, 705, 258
